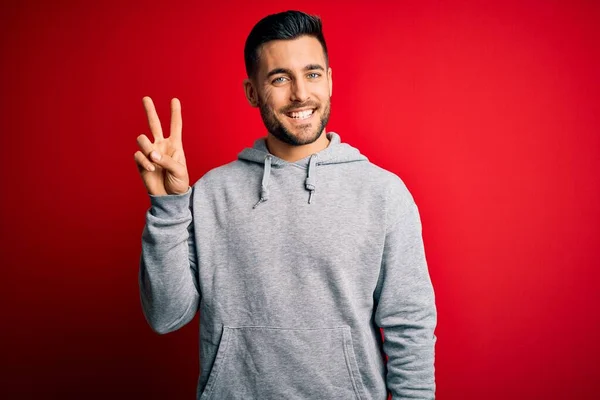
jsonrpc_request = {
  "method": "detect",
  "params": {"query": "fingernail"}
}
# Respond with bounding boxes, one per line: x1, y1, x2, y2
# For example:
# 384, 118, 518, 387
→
151, 151, 161, 161
147, 164, 155, 172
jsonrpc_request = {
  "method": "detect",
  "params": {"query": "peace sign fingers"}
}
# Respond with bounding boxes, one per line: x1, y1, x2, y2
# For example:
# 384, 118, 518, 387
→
135, 96, 190, 196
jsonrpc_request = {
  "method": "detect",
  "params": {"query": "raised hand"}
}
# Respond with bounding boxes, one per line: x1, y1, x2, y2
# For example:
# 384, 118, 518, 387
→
134, 96, 190, 196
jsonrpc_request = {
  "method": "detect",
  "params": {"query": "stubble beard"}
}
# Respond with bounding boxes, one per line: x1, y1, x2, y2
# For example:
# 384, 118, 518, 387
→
258, 97, 331, 146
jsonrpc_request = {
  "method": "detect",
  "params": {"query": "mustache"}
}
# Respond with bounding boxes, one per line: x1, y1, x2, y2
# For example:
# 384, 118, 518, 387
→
282, 102, 319, 113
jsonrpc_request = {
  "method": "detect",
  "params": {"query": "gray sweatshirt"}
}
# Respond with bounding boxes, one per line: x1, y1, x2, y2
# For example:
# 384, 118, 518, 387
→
139, 132, 437, 400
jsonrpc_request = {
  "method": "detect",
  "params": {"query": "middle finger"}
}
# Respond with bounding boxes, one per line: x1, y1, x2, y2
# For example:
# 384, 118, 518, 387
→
142, 96, 164, 141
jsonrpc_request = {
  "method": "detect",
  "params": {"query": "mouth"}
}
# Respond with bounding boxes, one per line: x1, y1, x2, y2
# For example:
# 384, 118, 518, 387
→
285, 108, 316, 122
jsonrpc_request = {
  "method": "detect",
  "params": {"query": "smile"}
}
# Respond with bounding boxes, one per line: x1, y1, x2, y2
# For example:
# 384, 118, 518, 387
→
286, 108, 315, 120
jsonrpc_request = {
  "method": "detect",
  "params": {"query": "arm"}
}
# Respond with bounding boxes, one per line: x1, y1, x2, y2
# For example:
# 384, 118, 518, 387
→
374, 185, 437, 399
139, 186, 200, 334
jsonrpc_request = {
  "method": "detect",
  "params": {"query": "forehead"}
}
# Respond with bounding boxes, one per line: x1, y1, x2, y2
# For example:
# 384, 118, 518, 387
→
257, 35, 326, 75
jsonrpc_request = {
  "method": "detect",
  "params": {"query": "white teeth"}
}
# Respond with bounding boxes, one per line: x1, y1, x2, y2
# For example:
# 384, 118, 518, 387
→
289, 109, 314, 119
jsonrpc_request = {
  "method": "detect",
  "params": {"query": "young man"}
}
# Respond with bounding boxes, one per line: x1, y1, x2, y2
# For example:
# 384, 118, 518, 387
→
134, 10, 437, 400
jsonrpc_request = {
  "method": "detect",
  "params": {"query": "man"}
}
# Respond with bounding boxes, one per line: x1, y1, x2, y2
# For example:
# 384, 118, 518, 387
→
134, 10, 437, 400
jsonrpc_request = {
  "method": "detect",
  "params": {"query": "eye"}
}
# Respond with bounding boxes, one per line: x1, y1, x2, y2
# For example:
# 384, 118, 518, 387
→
307, 72, 321, 79
272, 76, 288, 84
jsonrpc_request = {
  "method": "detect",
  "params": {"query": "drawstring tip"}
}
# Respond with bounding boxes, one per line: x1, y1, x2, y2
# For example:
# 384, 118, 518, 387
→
308, 191, 314, 204
253, 198, 266, 209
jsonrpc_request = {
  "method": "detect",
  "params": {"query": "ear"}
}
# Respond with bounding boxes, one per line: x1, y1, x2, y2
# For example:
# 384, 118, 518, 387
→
243, 78, 259, 107
328, 67, 333, 97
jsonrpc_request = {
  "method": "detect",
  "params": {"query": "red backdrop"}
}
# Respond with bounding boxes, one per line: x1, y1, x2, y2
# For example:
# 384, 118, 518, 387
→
1, 0, 598, 398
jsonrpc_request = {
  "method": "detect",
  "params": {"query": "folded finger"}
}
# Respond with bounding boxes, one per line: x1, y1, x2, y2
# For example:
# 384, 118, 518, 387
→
137, 134, 155, 156
134, 151, 156, 172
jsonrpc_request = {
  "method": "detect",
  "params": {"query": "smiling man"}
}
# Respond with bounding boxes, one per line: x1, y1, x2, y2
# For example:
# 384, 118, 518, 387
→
244, 33, 332, 153
135, 10, 437, 400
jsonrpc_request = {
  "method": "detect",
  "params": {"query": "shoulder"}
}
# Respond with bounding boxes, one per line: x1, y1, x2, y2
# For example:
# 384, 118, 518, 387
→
192, 160, 253, 189
362, 161, 417, 228
362, 160, 415, 202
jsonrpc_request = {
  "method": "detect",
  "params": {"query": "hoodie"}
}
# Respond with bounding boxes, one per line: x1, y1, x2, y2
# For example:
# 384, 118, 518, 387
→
139, 132, 437, 400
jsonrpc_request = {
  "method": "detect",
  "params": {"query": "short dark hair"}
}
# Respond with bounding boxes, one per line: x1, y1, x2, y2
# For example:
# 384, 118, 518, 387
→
244, 10, 329, 80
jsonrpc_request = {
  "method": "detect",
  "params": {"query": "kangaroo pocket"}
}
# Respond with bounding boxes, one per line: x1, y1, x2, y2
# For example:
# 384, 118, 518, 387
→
199, 325, 367, 400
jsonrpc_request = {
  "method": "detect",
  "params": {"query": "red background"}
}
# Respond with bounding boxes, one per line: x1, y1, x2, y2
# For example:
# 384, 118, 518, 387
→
1, 0, 599, 398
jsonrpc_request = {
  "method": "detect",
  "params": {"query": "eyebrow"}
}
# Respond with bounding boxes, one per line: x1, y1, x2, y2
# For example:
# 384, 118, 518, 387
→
266, 64, 325, 78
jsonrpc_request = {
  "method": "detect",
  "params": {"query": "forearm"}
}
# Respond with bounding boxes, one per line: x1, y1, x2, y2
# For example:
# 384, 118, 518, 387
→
381, 306, 437, 398
139, 187, 200, 334
376, 197, 437, 398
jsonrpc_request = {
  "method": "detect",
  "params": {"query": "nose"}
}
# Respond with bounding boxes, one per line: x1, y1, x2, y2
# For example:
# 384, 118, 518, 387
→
290, 79, 309, 102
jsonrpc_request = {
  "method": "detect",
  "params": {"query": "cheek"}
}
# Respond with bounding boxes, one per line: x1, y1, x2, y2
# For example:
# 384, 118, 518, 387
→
266, 90, 289, 112
302, 83, 329, 108
315, 83, 331, 100
261, 86, 278, 104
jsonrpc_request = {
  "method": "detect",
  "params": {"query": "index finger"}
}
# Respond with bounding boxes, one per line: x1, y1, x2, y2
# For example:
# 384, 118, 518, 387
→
142, 96, 164, 141
170, 97, 182, 142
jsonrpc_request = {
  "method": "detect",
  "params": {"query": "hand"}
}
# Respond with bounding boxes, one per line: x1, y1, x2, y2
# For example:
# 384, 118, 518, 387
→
134, 96, 190, 196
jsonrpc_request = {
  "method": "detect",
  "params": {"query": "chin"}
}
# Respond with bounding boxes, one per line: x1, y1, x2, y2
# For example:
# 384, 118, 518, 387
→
272, 125, 322, 146
296, 129, 323, 145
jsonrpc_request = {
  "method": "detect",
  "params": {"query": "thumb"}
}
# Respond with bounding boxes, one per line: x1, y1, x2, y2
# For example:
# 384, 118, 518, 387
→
150, 150, 186, 178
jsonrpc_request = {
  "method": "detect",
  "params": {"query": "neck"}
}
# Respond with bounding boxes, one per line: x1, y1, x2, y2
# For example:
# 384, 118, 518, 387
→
266, 130, 330, 162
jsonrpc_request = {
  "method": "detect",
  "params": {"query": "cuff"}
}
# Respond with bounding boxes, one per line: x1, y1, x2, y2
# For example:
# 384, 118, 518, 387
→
148, 186, 192, 219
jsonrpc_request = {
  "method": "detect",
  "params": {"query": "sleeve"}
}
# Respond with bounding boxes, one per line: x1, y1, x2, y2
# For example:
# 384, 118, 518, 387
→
138, 186, 201, 334
373, 182, 437, 399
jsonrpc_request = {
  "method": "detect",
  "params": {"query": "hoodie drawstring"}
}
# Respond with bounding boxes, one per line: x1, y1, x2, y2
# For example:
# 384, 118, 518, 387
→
305, 154, 317, 204
253, 153, 319, 209
252, 154, 272, 209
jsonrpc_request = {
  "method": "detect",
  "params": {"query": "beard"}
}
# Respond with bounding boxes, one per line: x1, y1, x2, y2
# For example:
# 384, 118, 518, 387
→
258, 96, 331, 146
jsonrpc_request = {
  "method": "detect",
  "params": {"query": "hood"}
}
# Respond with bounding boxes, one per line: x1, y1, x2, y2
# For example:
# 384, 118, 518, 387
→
237, 132, 368, 209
